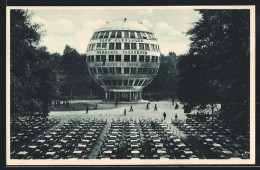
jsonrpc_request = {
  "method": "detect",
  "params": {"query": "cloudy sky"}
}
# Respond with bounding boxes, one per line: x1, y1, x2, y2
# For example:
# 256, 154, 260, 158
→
29, 7, 201, 55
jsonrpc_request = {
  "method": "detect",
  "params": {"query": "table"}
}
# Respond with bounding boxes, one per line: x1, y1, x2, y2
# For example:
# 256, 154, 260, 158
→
17, 151, 28, 155
131, 150, 139, 154
73, 150, 82, 154
28, 145, 37, 149
157, 150, 166, 154
184, 151, 193, 155
46, 152, 56, 155
104, 150, 112, 154
153, 139, 161, 143
213, 143, 222, 148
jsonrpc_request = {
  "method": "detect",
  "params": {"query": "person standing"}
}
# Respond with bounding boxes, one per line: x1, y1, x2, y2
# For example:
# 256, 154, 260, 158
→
163, 112, 166, 120
175, 113, 178, 120
95, 103, 98, 110
129, 105, 134, 112
154, 104, 158, 111
146, 102, 150, 110
124, 109, 126, 116
86, 105, 88, 114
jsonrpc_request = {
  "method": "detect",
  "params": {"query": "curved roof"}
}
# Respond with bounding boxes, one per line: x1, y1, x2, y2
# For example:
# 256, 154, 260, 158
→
95, 18, 151, 32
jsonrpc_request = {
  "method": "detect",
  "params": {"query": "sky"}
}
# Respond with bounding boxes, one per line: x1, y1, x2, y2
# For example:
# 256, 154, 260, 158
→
29, 7, 201, 56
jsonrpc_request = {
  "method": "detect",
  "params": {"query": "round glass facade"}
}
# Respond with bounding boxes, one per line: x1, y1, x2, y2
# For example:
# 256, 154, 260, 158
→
86, 19, 161, 101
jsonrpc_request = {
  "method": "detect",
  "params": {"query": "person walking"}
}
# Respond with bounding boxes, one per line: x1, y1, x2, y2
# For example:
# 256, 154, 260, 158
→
124, 109, 126, 116
154, 104, 158, 111
129, 105, 134, 112
95, 103, 98, 110
86, 105, 88, 114
175, 113, 178, 120
163, 112, 166, 120
146, 102, 150, 110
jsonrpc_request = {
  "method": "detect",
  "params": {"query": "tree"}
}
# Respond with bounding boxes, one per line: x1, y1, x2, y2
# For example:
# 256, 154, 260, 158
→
176, 9, 250, 130
144, 52, 178, 101
10, 10, 59, 117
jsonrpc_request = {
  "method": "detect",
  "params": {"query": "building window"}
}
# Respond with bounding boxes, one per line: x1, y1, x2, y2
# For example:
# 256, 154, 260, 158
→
101, 55, 106, 63
145, 44, 150, 50
143, 68, 148, 74
112, 80, 117, 86
138, 68, 143, 74
134, 80, 140, 86
129, 80, 134, 86
116, 67, 121, 74
151, 56, 155, 62
96, 43, 101, 50
124, 68, 130, 74
97, 68, 103, 74
138, 79, 144, 86
130, 68, 136, 74
124, 55, 130, 62
116, 55, 121, 62
109, 55, 114, 62
124, 80, 128, 86
87, 56, 90, 62
101, 43, 107, 49
110, 31, 116, 38
109, 67, 115, 74
124, 31, 129, 38
137, 32, 142, 38
95, 32, 100, 39
130, 31, 135, 38
104, 31, 109, 38
139, 43, 144, 50
124, 43, 130, 50
116, 31, 122, 38
142, 32, 147, 39
131, 55, 137, 62
139, 55, 144, 62
93, 68, 97, 74
109, 43, 114, 50
151, 44, 155, 51
131, 43, 137, 50
117, 80, 122, 86
145, 55, 150, 62
99, 32, 105, 38
91, 56, 94, 62
103, 67, 108, 74
116, 43, 121, 49
155, 56, 158, 62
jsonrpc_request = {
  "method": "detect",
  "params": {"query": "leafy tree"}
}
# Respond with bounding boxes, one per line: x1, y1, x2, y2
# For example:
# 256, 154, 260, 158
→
144, 52, 178, 101
10, 10, 59, 117
176, 9, 250, 130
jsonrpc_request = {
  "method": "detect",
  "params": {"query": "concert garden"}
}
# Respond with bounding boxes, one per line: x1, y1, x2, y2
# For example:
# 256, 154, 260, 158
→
9, 9, 251, 162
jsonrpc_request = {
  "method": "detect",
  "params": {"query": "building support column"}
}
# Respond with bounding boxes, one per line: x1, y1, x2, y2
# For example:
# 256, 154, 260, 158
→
105, 92, 108, 99
139, 91, 142, 100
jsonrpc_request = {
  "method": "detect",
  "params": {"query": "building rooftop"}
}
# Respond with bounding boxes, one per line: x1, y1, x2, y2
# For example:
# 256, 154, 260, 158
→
95, 18, 151, 32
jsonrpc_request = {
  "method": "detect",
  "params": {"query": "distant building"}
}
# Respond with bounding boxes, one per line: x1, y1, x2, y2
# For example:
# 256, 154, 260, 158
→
86, 18, 161, 101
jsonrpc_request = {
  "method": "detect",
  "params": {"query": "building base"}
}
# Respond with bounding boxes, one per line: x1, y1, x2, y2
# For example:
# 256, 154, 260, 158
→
104, 91, 142, 101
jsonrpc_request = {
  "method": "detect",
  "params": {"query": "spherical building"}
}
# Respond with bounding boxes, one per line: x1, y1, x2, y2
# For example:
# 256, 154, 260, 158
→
86, 18, 161, 101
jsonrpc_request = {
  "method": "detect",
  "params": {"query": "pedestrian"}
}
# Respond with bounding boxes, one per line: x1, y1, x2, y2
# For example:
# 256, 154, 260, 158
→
163, 112, 166, 120
95, 103, 98, 110
124, 109, 126, 116
154, 104, 158, 111
86, 105, 88, 114
129, 105, 134, 112
175, 113, 178, 120
146, 102, 150, 110
175, 103, 179, 109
